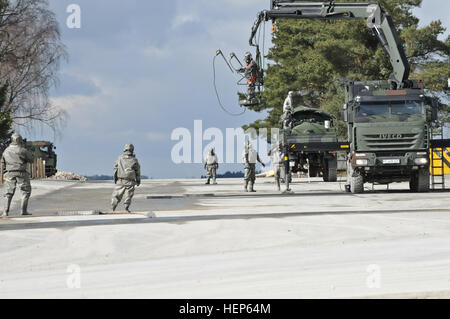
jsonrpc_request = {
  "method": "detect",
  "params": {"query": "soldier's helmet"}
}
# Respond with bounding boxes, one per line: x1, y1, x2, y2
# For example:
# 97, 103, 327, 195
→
11, 133, 23, 145
244, 52, 252, 62
123, 143, 134, 154
288, 91, 294, 96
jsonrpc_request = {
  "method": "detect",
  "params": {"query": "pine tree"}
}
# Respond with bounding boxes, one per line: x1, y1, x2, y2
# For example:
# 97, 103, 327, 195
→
243, 0, 450, 139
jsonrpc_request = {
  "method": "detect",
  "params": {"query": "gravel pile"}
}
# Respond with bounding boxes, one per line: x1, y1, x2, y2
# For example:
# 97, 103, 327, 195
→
50, 171, 88, 181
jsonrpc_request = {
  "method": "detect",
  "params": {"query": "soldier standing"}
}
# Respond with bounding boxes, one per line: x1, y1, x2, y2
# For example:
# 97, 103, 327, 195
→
283, 91, 294, 114
111, 143, 141, 212
1, 133, 34, 217
282, 91, 294, 129
238, 52, 259, 104
204, 148, 218, 185
242, 141, 265, 192
270, 142, 285, 192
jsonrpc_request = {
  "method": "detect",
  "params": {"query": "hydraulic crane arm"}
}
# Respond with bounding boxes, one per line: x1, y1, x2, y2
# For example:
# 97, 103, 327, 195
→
255, 1, 411, 89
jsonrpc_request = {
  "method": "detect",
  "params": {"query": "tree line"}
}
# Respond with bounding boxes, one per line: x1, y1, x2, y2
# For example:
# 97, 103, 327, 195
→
243, 0, 450, 139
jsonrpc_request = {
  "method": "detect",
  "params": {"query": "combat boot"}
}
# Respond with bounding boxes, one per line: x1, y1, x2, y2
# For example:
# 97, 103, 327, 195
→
244, 181, 248, 192
3, 196, 12, 217
21, 196, 32, 216
124, 205, 131, 213
205, 178, 210, 185
112, 203, 118, 212
249, 182, 256, 192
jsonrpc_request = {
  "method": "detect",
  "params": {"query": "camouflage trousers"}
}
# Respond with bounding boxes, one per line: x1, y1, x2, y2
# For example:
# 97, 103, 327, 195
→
246, 82, 256, 100
274, 164, 284, 181
244, 163, 256, 183
4, 171, 31, 200
111, 179, 136, 208
206, 165, 217, 182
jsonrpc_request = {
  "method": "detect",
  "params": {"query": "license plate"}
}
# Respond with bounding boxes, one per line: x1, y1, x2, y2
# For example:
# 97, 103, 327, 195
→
382, 159, 400, 164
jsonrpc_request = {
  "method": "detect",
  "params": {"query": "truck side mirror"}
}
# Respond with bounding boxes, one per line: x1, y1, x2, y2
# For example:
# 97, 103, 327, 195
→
342, 103, 348, 122
431, 106, 438, 122
431, 99, 439, 122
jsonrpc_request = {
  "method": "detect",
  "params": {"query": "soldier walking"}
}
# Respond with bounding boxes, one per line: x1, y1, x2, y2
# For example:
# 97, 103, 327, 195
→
111, 144, 141, 212
1, 133, 34, 216
242, 141, 265, 192
204, 148, 218, 185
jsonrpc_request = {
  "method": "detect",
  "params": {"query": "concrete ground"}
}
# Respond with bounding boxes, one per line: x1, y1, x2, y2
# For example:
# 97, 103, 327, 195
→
0, 176, 450, 298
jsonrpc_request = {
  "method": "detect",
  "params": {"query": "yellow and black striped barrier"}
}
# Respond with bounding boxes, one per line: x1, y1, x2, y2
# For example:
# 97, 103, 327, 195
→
430, 148, 450, 175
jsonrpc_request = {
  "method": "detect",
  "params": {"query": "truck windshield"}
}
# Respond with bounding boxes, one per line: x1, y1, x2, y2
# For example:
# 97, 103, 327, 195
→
356, 100, 424, 122
391, 100, 423, 115
356, 102, 389, 117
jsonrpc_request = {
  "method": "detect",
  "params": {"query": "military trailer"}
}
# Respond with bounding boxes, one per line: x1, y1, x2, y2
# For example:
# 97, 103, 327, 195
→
281, 105, 339, 182
25, 141, 58, 177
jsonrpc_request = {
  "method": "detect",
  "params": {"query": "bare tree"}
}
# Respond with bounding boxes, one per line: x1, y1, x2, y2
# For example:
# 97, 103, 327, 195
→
0, 0, 67, 132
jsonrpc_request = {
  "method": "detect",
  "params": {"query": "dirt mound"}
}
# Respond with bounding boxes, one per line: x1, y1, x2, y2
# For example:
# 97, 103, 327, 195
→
50, 171, 88, 181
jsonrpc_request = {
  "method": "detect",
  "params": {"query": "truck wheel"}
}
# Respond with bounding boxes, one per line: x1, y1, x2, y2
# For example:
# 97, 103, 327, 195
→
409, 175, 417, 192
416, 168, 430, 192
309, 166, 319, 177
323, 158, 337, 182
350, 172, 364, 194
323, 168, 329, 182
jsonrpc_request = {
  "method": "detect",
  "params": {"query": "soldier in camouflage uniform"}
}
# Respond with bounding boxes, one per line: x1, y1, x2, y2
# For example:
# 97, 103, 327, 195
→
1, 133, 34, 216
270, 142, 285, 192
242, 141, 265, 192
204, 148, 218, 185
238, 52, 259, 104
111, 144, 141, 212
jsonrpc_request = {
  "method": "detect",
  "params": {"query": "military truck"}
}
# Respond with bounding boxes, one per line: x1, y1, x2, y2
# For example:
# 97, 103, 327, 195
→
343, 80, 434, 193
281, 99, 339, 182
248, 1, 439, 193
25, 141, 58, 177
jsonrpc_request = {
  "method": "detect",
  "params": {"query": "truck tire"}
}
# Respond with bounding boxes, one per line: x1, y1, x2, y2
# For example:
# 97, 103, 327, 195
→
323, 158, 337, 182
409, 174, 417, 192
350, 171, 364, 194
414, 168, 430, 192
309, 166, 319, 177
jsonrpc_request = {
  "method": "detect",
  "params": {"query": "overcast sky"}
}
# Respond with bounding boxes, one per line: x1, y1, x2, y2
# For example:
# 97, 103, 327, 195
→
28, 0, 450, 178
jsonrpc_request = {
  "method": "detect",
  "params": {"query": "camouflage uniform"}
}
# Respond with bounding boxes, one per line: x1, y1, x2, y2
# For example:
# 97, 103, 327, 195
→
271, 147, 284, 191
204, 148, 218, 185
1, 133, 34, 216
239, 52, 259, 102
111, 144, 141, 212
282, 92, 294, 129
242, 141, 265, 192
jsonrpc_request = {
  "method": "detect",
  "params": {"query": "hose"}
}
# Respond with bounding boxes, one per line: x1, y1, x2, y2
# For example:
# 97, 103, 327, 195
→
212, 54, 246, 116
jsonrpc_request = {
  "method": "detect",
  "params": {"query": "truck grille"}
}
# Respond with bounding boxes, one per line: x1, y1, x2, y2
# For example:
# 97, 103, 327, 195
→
363, 133, 420, 150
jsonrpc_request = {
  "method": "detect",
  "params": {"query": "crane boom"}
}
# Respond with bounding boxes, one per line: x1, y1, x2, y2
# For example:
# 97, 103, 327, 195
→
255, 1, 411, 89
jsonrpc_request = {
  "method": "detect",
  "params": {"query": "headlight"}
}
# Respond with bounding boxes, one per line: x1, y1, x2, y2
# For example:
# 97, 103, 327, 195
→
414, 158, 428, 165
355, 153, 367, 157
355, 159, 368, 166
416, 152, 427, 156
